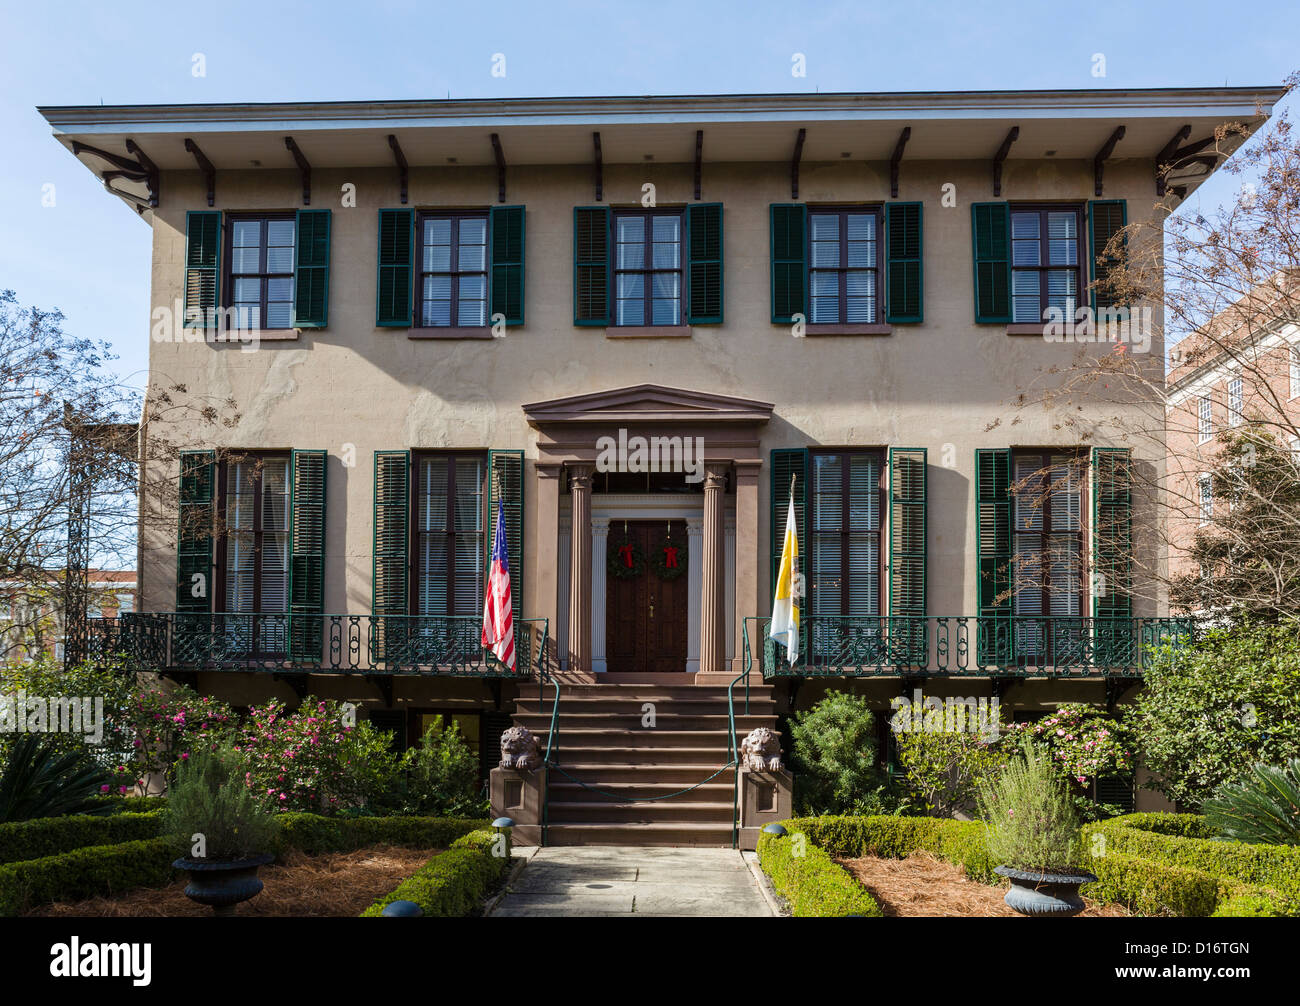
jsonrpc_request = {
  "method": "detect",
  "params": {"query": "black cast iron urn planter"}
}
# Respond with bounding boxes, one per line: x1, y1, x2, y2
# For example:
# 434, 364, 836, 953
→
994, 865, 1099, 917
173, 853, 274, 916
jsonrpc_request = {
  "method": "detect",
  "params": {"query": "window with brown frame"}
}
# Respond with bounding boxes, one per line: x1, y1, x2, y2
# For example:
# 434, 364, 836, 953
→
613, 209, 684, 326
225, 215, 296, 330
807, 449, 885, 624
1010, 205, 1084, 324
216, 453, 291, 656
1010, 450, 1085, 656
411, 452, 487, 616
416, 212, 489, 328
808, 207, 882, 324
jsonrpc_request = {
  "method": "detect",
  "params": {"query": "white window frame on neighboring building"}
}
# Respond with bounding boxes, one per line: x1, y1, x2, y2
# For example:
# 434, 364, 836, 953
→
1198, 473, 1213, 524
1227, 376, 1243, 427
1290, 345, 1300, 401
1197, 394, 1214, 443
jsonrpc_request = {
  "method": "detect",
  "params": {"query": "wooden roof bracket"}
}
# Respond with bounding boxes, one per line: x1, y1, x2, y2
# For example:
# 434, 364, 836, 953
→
184, 138, 215, 207
592, 131, 602, 202
387, 134, 408, 205
890, 126, 911, 199
491, 133, 506, 203
284, 136, 311, 205
790, 128, 806, 200
992, 126, 1019, 197
1092, 125, 1125, 197
694, 129, 703, 200
1155, 124, 1192, 197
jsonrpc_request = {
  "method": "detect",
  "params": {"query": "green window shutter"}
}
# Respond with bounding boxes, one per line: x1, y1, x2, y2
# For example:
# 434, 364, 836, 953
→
885, 202, 923, 323
487, 450, 525, 635
376, 209, 414, 327
490, 205, 526, 326
372, 450, 411, 662
888, 447, 927, 618
1091, 447, 1132, 620
289, 449, 327, 662
769, 448, 809, 609
1088, 200, 1128, 316
975, 448, 1012, 664
686, 203, 724, 324
183, 211, 221, 330
770, 204, 807, 324
176, 450, 216, 612
293, 209, 331, 328
971, 202, 1011, 323
573, 207, 610, 325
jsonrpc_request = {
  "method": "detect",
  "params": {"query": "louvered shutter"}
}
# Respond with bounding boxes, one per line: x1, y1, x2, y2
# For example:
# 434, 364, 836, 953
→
574, 207, 610, 325
176, 450, 216, 612
770, 204, 807, 323
184, 211, 221, 330
971, 203, 1011, 323
769, 448, 808, 613
376, 209, 414, 327
372, 450, 410, 662
889, 448, 927, 665
885, 202, 923, 323
289, 450, 327, 662
1088, 200, 1128, 316
976, 448, 1012, 664
490, 205, 526, 325
686, 203, 724, 324
1092, 447, 1133, 619
293, 209, 331, 328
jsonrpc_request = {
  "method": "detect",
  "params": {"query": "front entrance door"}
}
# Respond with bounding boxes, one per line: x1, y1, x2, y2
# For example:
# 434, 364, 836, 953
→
605, 521, 689, 673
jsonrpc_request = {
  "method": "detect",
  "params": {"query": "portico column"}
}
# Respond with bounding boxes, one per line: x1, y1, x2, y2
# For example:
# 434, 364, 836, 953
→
590, 515, 610, 673
685, 516, 704, 673
533, 463, 562, 665
567, 464, 594, 672
699, 463, 728, 675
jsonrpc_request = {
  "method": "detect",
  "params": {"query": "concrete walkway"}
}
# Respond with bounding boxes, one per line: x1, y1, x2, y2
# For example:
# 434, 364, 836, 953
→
488, 847, 778, 917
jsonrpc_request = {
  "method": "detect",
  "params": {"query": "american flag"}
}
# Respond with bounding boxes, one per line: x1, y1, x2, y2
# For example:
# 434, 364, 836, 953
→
481, 497, 516, 672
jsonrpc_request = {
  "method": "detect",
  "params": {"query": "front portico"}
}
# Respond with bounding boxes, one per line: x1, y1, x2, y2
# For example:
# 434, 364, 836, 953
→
523, 385, 772, 683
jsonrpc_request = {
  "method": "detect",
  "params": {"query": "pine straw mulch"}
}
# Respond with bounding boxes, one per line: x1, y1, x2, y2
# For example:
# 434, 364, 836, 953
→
25, 846, 436, 918
835, 853, 1130, 918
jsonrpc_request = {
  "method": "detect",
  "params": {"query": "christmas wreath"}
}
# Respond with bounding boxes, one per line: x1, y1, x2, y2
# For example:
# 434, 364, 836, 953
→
607, 536, 646, 579
652, 532, 688, 581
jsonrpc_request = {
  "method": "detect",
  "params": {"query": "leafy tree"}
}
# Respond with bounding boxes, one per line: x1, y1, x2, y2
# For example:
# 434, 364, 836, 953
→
1130, 623, 1300, 809
399, 716, 487, 817
788, 692, 902, 814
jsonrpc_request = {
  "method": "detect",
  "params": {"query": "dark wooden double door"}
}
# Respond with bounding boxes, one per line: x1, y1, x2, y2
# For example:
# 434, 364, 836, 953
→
606, 521, 688, 673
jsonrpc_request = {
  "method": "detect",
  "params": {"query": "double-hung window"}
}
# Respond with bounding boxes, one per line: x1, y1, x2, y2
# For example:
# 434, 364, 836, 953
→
1227, 376, 1244, 427
417, 213, 489, 328
1291, 346, 1300, 400
1010, 206, 1083, 324
412, 453, 486, 617
807, 450, 884, 654
1198, 474, 1213, 523
614, 210, 683, 326
808, 208, 881, 324
228, 216, 296, 330
1197, 395, 1214, 443
218, 454, 291, 655
1010, 452, 1084, 658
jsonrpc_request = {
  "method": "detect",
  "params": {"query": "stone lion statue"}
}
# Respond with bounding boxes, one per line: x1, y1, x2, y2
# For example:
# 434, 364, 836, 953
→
740, 727, 783, 772
499, 725, 542, 772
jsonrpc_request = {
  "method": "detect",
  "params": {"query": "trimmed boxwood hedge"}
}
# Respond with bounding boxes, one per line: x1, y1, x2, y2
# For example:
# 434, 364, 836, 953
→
361, 829, 512, 917
756, 829, 882, 917
0, 814, 490, 917
778, 815, 997, 884
0, 812, 164, 866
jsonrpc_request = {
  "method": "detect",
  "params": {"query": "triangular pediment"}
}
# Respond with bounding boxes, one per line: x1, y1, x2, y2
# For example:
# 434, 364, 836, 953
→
523, 384, 773, 426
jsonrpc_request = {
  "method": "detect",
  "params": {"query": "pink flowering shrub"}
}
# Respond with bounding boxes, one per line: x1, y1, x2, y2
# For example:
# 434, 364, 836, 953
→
1007, 702, 1132, 819
126, 683, 236, 785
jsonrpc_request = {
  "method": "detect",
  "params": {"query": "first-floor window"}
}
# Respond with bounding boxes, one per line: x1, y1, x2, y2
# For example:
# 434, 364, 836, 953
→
808, 450, 883, 621
219, 454, 291, 654
614, 210, 683, 325
1011, 452, 1084, 650
228, 216, 295, 329
418, 213, 488, 328
413, 453, 486, 615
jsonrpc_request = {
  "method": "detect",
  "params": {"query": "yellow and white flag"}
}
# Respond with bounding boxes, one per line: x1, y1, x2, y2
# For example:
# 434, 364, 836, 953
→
769, 489, 800, 665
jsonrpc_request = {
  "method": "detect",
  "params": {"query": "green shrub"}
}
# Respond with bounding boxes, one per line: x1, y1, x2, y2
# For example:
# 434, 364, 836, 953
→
88, 795, 167, 814
976, 739, 1082, 873
163, 747, 280, 860
399, 717, 487, 817
274, 813, 485, 856
0, 836, 175, 916
895, 728, 1011, 818
1131, 623, 1300, 809
0, 811, 163, 865
779, 814, 997, 883
0, 735, 116, 823
756, 829, 881, 917
1203, 757, 1300, 845
360, 828, 511, 917
788, 692, 891, 815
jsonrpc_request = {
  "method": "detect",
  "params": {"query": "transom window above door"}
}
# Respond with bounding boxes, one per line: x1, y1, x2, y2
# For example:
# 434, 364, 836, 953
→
418, 213, 489, 327
808, 209, 881, 324
228, 216, 295, 330
614, 210, 683, 326
1010, 206, 1083, 323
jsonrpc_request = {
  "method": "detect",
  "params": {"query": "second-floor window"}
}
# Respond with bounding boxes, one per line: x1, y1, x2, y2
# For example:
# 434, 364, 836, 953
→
1011, 451, 1084, 627
1010, 206, 1082, 323
418, 213, 489, 328
228, 216, 295, 330
808, 450, 883, 621
1198, 395, 1214, 442
614, 210, 682, 326
1199, 474, 1213, 522
1227, 376, 1243, 427
809, 209, 880, 324
413, 453, 486, 616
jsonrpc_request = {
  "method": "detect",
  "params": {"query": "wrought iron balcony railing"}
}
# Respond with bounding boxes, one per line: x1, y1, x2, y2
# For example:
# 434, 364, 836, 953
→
89, 612, 549, 679
742, 615, 1195, 678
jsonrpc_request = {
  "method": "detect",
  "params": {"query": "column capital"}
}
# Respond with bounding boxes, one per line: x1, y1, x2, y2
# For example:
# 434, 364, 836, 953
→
685, 516, 705, 535
591, 515, 612, 535
703, 463, 729, 492
568, 462, 595, 491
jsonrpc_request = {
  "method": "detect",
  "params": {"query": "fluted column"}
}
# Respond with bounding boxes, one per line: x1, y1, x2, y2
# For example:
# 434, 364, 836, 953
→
567, 464, 594, 672
699, 463, 728, 674
685, 516, 704, 673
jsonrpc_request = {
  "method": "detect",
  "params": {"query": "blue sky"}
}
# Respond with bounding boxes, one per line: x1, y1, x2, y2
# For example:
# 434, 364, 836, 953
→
2, 0, 1296, 390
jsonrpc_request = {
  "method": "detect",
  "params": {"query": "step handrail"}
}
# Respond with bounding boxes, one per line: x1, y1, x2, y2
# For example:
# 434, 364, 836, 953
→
726, 622, 756, 848
532, 618, 558, 846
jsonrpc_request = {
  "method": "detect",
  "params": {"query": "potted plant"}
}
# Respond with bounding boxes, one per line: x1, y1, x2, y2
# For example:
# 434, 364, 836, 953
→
165, 746, 281, 916
976, 738, 1097, 917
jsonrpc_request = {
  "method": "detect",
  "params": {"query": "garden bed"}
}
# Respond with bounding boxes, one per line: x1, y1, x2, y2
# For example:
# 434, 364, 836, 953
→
836, 852, 1128, 918
24, 845, 436, 917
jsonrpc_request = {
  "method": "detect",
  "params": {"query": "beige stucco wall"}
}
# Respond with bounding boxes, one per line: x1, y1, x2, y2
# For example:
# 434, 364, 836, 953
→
140, 154, 1167, 638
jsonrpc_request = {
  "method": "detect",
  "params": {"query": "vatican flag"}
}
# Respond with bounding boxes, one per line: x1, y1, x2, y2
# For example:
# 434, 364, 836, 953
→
769, 487, 800, 665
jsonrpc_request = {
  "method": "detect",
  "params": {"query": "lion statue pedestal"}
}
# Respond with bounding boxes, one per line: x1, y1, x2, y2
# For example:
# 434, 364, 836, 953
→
737, 727, 793, 850
489, 725, 547, 846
